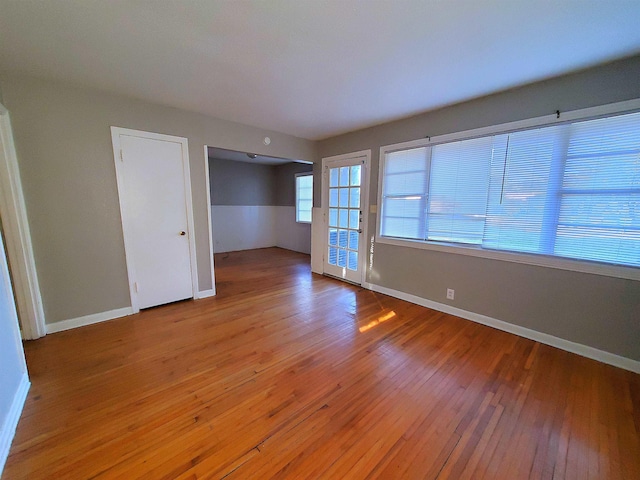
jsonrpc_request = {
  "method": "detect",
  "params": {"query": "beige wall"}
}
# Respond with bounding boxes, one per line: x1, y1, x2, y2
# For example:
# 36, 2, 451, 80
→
317, 56, 640, 361
0, 74, 315, 324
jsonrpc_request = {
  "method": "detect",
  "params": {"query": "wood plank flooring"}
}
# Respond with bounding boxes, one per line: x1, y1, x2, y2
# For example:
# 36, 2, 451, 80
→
5, 247, 640, 479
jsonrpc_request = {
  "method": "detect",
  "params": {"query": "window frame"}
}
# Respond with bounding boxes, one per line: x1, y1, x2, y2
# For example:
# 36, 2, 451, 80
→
376, 98, 640, 281
295, 172, 313, 224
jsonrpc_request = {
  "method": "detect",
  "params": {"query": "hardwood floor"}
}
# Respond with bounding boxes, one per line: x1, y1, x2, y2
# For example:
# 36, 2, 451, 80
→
5, 247, 639, 479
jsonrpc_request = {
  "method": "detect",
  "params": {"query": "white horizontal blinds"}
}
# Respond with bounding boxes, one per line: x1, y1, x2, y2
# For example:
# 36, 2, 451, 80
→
380, 147, 429, 240
427, 136, 492, 244
483, 126, 562, 253
379, 108, 640, 269
555, 112, 640, 267
296, 174, 313, 222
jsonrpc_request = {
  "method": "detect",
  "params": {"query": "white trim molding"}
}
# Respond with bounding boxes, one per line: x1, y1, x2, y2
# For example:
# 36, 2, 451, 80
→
369, 283, 640, 374
195, 289, 216, 299
0, 103, 46, 339
203, 146, 217, 297
310, 207, 324, 275
0, 372, 30, 476
46, 307, 134, 334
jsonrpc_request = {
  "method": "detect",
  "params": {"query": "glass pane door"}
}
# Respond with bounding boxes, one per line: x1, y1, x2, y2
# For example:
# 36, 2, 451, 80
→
324, 159, 364, 283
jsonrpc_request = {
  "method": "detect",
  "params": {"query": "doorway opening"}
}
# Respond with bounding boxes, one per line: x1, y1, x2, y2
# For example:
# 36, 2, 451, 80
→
205, 146, 313, 286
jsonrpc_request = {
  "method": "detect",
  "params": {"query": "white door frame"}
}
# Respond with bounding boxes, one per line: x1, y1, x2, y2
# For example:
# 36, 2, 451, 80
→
321, 149, 371, 286
0, 103, 46, 339
111, 127, 198, 313
202, 145, 216, 297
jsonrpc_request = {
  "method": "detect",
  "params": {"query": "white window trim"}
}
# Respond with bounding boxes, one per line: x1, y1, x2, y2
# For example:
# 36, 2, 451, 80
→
376, 98, 640, 282
295, 172, 313, 224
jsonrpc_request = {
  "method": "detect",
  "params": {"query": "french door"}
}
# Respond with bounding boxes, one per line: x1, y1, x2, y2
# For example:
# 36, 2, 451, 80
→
322, 152, 369, 284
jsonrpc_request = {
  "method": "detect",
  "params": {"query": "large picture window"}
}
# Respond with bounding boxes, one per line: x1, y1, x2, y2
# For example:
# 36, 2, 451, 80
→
379, 109, 640, 270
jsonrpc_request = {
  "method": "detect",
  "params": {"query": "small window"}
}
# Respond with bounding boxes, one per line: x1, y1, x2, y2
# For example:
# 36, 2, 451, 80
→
296, 173, 313, 223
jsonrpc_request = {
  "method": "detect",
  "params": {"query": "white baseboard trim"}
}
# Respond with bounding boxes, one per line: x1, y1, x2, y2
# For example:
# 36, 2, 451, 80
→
0, 372, 30, 476
196, 289, 216, 299
46, 307, 134, 334
369, 283, 640, 374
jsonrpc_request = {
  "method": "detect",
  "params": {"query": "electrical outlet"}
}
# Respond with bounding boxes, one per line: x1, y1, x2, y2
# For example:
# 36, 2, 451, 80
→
446, 288, 455, 300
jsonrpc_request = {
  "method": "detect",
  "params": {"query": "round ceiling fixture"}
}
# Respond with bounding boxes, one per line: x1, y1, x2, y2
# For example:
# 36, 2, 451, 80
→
263, 136, 271, 146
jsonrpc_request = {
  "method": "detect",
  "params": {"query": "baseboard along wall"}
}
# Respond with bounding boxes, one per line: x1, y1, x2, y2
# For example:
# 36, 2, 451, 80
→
46, 307, 134, 334
367, 282, 640, 374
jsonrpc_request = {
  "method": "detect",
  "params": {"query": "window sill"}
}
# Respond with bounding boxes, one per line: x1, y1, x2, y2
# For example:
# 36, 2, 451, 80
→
375, 235, 640, 281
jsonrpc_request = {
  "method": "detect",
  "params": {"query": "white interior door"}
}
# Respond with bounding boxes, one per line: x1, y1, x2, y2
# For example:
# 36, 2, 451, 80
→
112, 128, 196, 311
322, 153, 369, 284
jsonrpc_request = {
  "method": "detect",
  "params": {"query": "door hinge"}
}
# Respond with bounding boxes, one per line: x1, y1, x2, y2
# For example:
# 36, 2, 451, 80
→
120, 149, 124, 161
134, 282, 138, 293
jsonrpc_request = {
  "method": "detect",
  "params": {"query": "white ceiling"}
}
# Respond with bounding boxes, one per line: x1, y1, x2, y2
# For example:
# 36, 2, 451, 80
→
1, 1, 640, 140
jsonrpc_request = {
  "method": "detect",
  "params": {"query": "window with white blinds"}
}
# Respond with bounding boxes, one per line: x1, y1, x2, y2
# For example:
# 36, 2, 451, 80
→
379, 110, 640, 269
380, 147, 429, 240
295, 173, 313, 223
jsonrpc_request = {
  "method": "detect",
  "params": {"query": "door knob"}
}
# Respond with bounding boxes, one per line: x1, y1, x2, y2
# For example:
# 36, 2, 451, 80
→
180, 231, 186, 236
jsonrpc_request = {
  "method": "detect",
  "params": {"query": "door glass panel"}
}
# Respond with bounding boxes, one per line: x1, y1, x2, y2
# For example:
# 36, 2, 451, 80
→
329, 208, 338, 227
338, 229, 348, 247
338, 209, 348, 228
338, 249, 347, 267
329, 188, 338, 207
349, 231, 359, 250
349, 210, 359, 229
339, 188, 349, 207
328, 228, 338, 246
349, 187, 360, 208
330, 168, 339, 187
348, 251, 358, 271
328, 247, 337, 265
350, 165, 361, 186
340, 167, 350, 186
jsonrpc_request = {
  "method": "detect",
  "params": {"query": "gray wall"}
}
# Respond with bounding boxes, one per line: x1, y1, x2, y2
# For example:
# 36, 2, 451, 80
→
0, 228, 28, 454
209, 158, 312, 207
317, 55, 640, 361
275, 162, 313, 206
0, 74, 315, 325
209, 159, 277, 206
